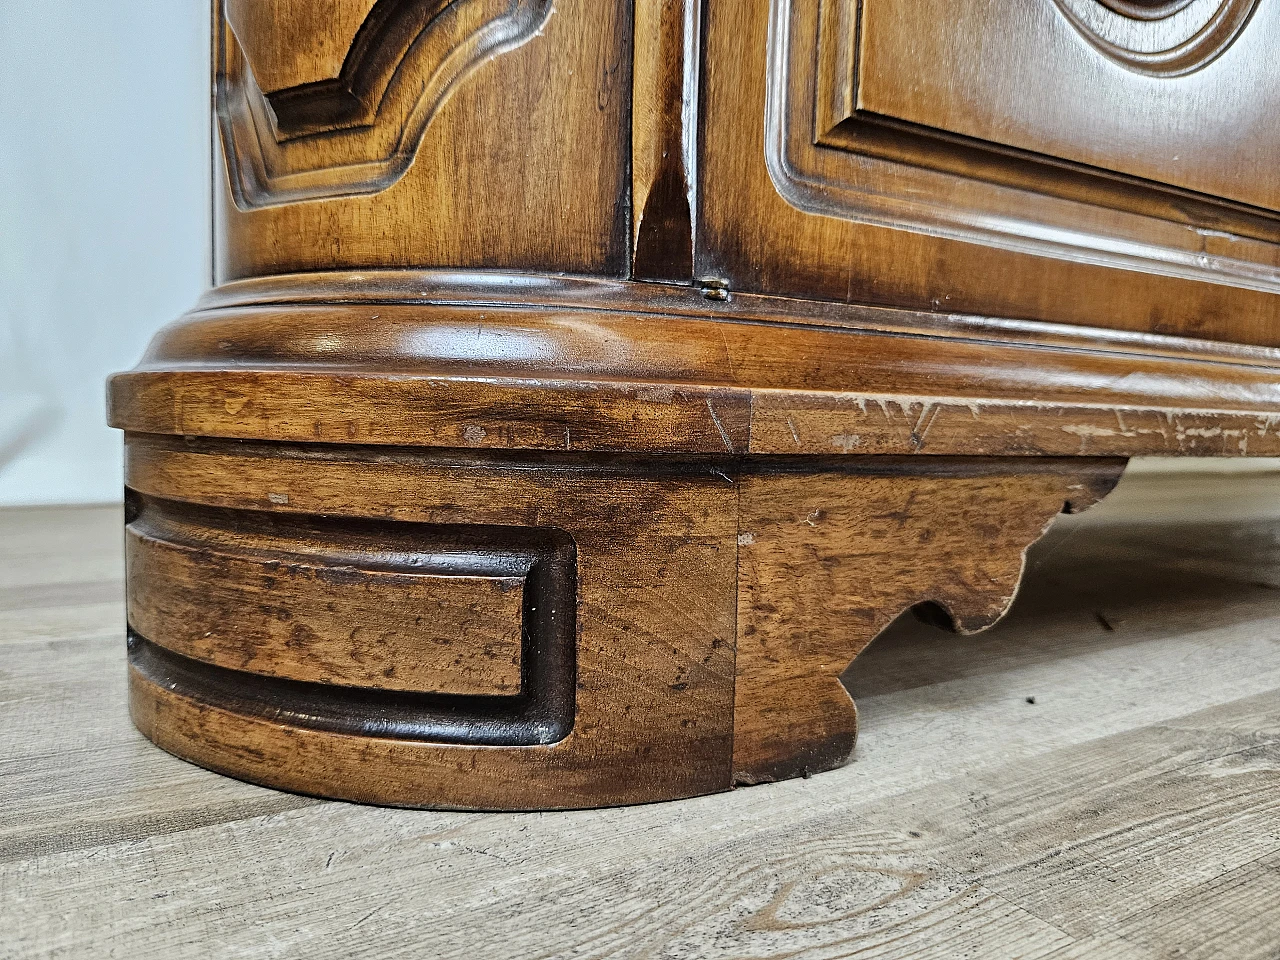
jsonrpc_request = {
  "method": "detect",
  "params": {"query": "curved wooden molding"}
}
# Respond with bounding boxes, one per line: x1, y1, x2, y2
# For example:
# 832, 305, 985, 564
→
731, 460, 1126, 783
1097, 1, 1200, 18
216, 0, 553, 209
123, 437, 740, 809
108, 275, 1280, 459
1052, 0, 1260, 76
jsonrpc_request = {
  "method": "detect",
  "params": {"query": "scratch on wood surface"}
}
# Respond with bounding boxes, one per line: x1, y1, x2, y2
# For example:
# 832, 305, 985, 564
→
911, 402, 940, 450
705, 397, 734, 452
815, 394, 1280, 456
810, 393, 1280, 421
717, 326, 739, 382
832, 434, 861, 453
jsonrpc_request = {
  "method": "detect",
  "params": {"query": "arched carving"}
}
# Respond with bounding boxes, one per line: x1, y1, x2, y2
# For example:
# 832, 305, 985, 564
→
216, 0, 553, 209
1052, 0, 1259, 76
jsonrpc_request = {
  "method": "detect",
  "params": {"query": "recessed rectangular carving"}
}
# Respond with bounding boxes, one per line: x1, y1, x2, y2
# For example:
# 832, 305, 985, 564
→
127, 528, 525, 696
125, 496, 576, 745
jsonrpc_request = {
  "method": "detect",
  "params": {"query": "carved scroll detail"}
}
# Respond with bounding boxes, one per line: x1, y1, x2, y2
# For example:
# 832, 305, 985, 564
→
1052, 0, 1259, 76
216, 0, 553, 209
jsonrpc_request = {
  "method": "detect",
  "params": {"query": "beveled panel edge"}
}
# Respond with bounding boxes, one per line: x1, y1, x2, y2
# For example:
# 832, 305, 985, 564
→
771, 0, 1280, 294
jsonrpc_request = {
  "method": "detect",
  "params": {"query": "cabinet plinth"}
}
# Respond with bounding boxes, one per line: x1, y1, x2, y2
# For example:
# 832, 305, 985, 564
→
110, 0, 1280, 808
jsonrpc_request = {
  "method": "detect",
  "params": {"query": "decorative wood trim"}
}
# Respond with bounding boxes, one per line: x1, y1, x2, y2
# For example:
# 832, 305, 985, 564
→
216, 0, 553, 209
118, 436, 1125, 807
107, 276, 1280, 459
103, 0, 1280, 812
125, 498, 569, 699
124, 437, 739, 809
731, 459, 1125, 782
127, 495, 576, 744
193, 269, 1280, 366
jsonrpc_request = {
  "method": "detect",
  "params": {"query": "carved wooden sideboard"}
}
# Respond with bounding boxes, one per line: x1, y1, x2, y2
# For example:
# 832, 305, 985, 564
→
109, 0, 1280, 808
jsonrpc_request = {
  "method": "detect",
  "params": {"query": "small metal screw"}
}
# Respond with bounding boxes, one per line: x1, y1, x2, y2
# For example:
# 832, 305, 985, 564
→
697, 276, 730, 301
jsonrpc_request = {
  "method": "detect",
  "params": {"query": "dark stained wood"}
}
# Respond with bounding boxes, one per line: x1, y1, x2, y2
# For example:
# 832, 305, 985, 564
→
126, 503, 527, 696
222, 0, 379, 94
854, 0, 1276, 209
108, 279, 1280, 458
191, 268, 1280, 367
631, 0, 697, 281
124, 436, 739, 809
218, 0, 559, 206
215, 0, 631, 279
114, 434, 1125, 808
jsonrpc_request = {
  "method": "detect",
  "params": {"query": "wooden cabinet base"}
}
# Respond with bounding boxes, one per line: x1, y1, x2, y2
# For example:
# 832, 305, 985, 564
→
110, 278, 1280, 808
115, 427, 1118, 809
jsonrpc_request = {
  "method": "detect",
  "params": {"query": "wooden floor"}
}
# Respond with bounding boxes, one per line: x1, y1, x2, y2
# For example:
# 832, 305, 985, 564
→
3, 469, 1280, 958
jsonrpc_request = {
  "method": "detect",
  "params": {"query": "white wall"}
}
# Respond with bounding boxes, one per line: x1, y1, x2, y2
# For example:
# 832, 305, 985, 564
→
0, 2, 209, 506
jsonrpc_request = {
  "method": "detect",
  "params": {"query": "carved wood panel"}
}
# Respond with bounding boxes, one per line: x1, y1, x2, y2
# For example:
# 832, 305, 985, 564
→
770, 0, 1280, 293
123, 437, 739, 808
125, 500, 553, 699
217, 0, 553, 208
223, 0, 381, 94
212, 0, 631, 281
1050, 0, 1260, 76
127, 495, 577, 744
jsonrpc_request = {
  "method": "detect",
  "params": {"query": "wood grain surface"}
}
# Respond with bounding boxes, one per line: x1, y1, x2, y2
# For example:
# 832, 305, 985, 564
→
732, 460, 1123, 782
205, 0, 1280, 346
126, 504, 528, 696
701, 0, 1280, 344
215, 0, 630, 277
123, 437, 740, 808
630, 0, 697, 281
108, 274, 1280, 459
5, 471, 1280, 957
855, 0, 1275, 208
115, 432, 1129, 807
